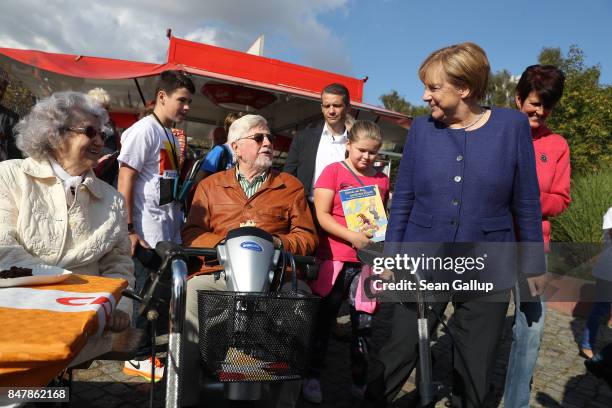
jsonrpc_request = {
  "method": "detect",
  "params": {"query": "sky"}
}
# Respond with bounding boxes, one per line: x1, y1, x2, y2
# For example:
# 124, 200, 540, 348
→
0, 0, 610, 107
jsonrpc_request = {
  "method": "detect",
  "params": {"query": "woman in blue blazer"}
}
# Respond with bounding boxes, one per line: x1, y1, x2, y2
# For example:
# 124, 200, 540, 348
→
363, 43, 547, 408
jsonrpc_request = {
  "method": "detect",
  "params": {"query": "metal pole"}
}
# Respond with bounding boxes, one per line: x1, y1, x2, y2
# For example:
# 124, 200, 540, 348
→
165, 258, 188, 408
415, 284, 435, 407
285, 252, 297, 292
148, 309, 159, 408
133, 78, 147, 107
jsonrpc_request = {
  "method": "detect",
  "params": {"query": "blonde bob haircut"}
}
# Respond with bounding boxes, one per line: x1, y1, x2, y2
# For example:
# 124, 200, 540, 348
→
418, 42, 490, 102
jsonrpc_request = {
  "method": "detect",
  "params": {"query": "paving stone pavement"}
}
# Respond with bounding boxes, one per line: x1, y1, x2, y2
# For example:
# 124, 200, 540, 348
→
26, 302, 612, 407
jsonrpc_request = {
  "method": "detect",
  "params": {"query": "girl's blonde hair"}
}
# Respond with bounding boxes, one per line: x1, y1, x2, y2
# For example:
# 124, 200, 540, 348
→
348, 120, 382, 144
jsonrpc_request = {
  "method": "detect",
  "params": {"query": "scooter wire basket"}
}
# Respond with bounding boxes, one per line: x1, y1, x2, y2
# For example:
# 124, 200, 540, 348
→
197, 290, 319, 382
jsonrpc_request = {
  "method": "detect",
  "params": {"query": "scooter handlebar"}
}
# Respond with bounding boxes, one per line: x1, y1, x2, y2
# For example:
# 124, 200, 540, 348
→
292, 255, 316, 266
182, 246, 314, 264
155, 241, 187, 263
292, 255, 318, 281
183, 247, 218, 258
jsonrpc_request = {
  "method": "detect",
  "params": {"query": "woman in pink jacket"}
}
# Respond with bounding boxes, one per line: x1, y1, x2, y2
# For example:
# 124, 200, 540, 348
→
504, 65, 571, 408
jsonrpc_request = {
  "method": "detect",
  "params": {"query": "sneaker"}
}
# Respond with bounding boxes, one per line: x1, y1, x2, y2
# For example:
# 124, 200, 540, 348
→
123, 357, 164, 382
351, 384, 366, 399
302, 378, 323, 403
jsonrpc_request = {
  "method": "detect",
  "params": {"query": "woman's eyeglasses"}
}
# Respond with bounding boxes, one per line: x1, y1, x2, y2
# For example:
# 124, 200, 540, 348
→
62, 126, 105, 139
239, 133, 276, 144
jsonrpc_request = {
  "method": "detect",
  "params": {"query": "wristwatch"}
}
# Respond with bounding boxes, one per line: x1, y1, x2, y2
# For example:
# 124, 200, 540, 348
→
127, 223, 135, 234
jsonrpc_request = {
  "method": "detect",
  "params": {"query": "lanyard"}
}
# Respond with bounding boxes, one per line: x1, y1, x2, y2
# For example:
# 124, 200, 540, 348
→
150, 112, 180, 173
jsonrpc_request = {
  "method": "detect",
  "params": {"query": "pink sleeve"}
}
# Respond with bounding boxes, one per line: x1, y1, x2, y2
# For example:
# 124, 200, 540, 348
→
314, 162, 338, 190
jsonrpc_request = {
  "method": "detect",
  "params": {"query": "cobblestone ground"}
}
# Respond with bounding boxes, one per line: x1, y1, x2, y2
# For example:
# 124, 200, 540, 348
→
27, 302, 612, 407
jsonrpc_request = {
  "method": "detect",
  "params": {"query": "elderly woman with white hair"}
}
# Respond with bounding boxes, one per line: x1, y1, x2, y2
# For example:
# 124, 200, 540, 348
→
0, 91, 134, 333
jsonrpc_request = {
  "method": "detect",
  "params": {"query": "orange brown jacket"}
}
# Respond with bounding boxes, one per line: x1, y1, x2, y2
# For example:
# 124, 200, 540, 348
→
182, 168, 318, 274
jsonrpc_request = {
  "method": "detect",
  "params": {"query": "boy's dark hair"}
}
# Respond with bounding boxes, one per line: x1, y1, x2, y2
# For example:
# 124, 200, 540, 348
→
321, 83, 350, 106
516, 65, 565, 110
155, 70, 196, 98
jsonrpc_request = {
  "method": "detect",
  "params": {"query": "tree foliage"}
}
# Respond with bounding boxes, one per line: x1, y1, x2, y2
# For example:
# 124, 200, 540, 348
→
3, 82, 35, 117
538, 45, 612, 174
379, 90, 430, 117
551, 165, 612, 243
485, 69, 517, 108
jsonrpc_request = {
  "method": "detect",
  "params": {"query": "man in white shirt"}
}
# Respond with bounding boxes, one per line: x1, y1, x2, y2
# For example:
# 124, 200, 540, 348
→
117, 70, 194, 381
283, 83, 351, 204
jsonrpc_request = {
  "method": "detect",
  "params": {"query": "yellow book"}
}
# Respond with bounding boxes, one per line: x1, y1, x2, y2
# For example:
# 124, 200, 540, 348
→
340, 185, 387, 242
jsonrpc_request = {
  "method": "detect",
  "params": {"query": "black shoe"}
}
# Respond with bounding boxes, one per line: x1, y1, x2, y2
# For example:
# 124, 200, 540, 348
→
584, 358, 612, 388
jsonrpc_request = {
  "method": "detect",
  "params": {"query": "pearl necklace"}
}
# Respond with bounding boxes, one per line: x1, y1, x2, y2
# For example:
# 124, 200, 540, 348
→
450, 108, 485, 130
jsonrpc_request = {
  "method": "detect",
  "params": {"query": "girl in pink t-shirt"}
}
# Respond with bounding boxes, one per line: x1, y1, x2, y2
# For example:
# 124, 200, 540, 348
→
302, 121, 389, 403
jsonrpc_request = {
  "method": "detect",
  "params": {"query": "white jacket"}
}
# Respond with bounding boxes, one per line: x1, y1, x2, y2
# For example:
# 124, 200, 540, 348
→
0, 158, 134, 314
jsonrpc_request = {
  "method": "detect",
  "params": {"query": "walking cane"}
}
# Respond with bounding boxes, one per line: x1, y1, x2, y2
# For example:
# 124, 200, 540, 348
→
357, 245, 439, 408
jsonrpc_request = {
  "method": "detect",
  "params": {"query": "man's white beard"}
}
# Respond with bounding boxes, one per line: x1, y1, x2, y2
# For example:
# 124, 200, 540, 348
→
254, 155, 272, 172
241, 154, 272, 173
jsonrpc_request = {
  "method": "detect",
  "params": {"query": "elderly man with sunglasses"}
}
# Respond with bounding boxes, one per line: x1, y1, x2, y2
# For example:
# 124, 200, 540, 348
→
180, 114, 318, 408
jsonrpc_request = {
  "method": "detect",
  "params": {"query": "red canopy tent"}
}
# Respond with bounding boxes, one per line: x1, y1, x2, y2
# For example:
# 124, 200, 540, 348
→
0, 36, 410, 151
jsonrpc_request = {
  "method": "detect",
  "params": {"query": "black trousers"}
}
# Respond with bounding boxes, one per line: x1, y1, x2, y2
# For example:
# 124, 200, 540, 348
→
365, 289, 510, 408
